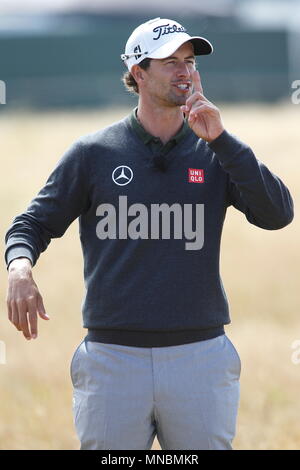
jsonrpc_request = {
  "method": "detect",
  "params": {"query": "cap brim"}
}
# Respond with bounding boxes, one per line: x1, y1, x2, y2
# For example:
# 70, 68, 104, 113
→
148, 35, 213, 60
190, 36, 213, 55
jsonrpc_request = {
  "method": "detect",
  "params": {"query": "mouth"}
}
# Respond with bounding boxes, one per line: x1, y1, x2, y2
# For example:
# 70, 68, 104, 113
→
173, 82, 191, 93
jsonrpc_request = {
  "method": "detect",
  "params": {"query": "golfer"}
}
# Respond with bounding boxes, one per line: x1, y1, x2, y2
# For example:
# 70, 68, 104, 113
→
5, 18, 294, 450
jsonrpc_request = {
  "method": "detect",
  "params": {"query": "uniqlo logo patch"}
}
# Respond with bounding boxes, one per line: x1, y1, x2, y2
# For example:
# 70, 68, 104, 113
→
188, 168, 204, 183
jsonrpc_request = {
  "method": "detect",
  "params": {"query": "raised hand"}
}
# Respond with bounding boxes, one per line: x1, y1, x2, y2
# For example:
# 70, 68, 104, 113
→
181, 70, 225, 142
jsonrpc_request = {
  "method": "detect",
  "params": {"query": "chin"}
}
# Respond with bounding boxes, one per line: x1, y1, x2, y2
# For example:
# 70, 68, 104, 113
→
166, 95, 186, 107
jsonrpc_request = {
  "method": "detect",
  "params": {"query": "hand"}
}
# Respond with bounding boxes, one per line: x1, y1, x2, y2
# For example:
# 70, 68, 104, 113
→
181, 70, 225, 142
6, 258, 49, 340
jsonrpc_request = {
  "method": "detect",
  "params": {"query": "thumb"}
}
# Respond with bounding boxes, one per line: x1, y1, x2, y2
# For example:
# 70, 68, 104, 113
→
37, 295, 50, 320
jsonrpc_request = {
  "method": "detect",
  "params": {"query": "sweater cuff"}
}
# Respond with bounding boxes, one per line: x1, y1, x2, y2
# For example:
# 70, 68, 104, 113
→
6, 246, 34, 270
208, 129, 245, 166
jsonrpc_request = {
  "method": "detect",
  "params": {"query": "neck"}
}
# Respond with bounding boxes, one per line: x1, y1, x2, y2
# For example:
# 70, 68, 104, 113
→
137, 97, 184, 145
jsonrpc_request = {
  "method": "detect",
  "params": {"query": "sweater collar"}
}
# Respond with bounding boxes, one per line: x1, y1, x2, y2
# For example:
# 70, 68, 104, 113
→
130, 107, 189, 147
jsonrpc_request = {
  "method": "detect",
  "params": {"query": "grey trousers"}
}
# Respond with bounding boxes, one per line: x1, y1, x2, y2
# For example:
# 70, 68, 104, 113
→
70, 334, 241, 450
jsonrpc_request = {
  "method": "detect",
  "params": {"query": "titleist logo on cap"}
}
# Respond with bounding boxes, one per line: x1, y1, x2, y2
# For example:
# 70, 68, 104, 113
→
152, 23, 187, 41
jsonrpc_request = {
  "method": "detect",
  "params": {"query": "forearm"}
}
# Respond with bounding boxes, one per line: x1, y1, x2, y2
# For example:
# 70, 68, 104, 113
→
209, 130, 294, 229
5, 139, 90, 271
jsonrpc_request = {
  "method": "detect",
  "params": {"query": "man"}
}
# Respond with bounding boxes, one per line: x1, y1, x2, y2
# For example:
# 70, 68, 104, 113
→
5, 18, 294, 450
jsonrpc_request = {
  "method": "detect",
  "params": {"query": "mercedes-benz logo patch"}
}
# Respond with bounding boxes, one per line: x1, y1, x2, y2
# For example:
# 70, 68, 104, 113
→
112, 165, 133, 186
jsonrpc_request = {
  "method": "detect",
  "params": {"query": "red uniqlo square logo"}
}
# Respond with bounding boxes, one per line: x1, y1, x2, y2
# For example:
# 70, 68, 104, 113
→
188, 168, 204, 183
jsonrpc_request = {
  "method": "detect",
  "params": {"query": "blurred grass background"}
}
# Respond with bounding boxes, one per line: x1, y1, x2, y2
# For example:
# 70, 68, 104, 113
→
0, 103, 299, 450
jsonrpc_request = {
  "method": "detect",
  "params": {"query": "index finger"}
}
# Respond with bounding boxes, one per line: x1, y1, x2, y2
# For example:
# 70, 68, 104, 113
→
192, 70, 203, 94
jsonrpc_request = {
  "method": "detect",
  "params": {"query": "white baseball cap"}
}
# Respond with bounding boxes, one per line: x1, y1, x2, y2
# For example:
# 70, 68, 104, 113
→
121, 17, 213, 71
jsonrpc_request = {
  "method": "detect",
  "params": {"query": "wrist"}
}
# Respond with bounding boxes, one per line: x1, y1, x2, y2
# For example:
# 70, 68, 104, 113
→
207, 126, 225, 143
8, 257, 32, 274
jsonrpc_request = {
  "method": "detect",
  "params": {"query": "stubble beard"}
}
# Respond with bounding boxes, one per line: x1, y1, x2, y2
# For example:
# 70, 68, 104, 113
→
148, 82, 191, 108
158, 88, 191, 108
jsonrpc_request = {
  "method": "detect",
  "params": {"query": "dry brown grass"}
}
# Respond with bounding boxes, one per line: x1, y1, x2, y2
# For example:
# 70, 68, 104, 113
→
0, 103, 299, 450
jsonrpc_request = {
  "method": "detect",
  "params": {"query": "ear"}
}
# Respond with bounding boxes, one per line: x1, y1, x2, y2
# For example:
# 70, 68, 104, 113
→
131, 65, 145, 85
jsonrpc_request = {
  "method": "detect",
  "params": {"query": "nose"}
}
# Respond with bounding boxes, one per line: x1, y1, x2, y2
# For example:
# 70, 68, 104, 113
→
175, 62, 191, 78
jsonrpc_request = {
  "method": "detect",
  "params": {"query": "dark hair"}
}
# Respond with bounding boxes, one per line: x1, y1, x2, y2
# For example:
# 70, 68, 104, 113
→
122, 58, 152, 94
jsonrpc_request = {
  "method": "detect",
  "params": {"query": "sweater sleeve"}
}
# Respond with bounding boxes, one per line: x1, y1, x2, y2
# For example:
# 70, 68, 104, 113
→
4, 140, 90, 269
208, 130, 294, 230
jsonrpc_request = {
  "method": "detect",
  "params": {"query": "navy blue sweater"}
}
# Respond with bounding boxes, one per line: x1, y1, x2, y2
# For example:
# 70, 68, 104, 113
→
4, 115, 294, 347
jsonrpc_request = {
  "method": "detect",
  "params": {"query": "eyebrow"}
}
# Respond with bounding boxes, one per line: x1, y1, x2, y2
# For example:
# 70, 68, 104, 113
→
162, 55, 195, 61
